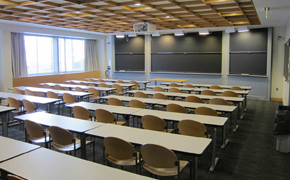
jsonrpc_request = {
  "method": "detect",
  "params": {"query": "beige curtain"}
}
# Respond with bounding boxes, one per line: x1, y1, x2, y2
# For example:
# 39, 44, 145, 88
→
11, 32, 28, 77
85, 39, 98, 71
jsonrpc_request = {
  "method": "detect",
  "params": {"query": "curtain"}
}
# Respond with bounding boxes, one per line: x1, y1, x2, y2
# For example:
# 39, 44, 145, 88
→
85, 39, 98, 71
11, 32, 28, 77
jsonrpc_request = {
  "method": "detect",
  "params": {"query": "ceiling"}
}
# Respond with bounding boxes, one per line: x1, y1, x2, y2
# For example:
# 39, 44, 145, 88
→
0, 0, 263, 33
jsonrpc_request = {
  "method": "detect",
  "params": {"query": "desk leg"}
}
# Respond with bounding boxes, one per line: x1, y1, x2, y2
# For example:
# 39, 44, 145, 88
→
80, 133, 86, 159
209, 127, 218, 172
233, 107, 239, 132
144, 83, 147, 90
193, 157, 197, 180
240, 101, 244, 119
0, 170, 8, 180
2, 112, 8, 137
244, 95, 247, 111
221, 123, 229, 149
155, 81, 157, 85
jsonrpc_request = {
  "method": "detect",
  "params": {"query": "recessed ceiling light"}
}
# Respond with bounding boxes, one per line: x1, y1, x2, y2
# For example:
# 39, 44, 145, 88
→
76, 11, 80, 14
135, 3, 141, 6
166, 16, 170, 18
199, 30, 209, 35
174, 31, 184, 36
116, 34, 125, 38
225, 28, 235, 33
128, 33, 137, 37
152, 32, 160, 36
238, 26, 249, 32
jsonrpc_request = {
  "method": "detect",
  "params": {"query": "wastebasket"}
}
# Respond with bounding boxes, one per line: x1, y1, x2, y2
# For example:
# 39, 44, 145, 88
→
274, 105, 290, 153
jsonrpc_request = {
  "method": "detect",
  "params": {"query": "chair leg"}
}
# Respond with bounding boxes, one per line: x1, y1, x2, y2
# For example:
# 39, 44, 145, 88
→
93, 141, 95, 162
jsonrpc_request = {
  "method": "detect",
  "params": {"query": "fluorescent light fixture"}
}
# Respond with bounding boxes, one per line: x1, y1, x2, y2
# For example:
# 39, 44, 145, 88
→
128, 33, 137, 37
199, 30, 209, 35
174, 31, 184, 36
152, 32, 160, 37
135, 3, 140, 5
166, 16, 170, 18
225, 27, 235, 33
238, 26, 249, 32
116, 34, 124, 38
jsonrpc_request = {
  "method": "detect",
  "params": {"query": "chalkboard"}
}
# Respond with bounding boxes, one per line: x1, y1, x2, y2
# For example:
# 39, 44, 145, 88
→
115, 36, 144, 71
229, 28, 268, 76
151, 32, 222, 73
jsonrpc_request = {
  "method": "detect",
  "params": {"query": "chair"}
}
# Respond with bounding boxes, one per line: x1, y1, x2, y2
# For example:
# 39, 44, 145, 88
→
95, 109, 125, 125
130, 80, 139, 90
22, 99, 36, 113
169, 83, 180, 87
168, 87, 181, 93
112, 84, 124, 95
195, 106, 218, 116
209, 98, 228, 105
69, 81, 77, 84
209, 85, 222, 89
43, 84, 52, 89
88, 88, 100, 103
117, 80, 125, 83
221, 91, 238, 97
104, 136, 139, 173
99, 83, 109, 88
97, 79, 106, 82
48, 126, 95, 160
129, 99, 146, 109
47, 91, 63, 114
108, 97, 123, 106
153, 86, 165, 92
140, 143, 189, 179
88, 78, 96, 82
13, 87, 23, 94
178, 120, 209, 138
54, 85, 65, 90
8, 97, 24, 129
24, 89, 36, 96
7, 175, 24, 180
141, 115, 174, 133
166, 103, 187, 114
75, 87, 86, 92
184, 96, 203, 112
134, 91, 148, 98
73, 106, 91, 121
24, 120, 51, 148
153, 93, 168, 100
200, 89, 216, 96
79, 82, 87, 86
62, 93, 76, 115
230, 86, 243, 90
183, 84, 195, 88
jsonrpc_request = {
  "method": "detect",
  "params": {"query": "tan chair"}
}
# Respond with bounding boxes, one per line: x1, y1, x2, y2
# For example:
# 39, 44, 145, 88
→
184, 96, 203, 112
195, 106, 218, 116
230, 86, 243, 90
168, 87, 181, 93
99, 83, 109, 88
43, 84, 52, 89
13, 87, 23, 94
47, 91, 63, 114
22, 99, 36, 113
112, 84, 124, 95
130, 80, 139, 90
95, 109, 125, 125
8, 97, 24, 130
88, 78, 96, 82
183, 84, 195, 88
97, 79, 106, 82
117, 80, 125, 83
54, 85, 65, 90
140, 143, 189, 179
24, 89, 36, 96
108, 97, 123, 106
88, 88, 100, 103
104, 136, 139, 173
209, 85, 222, 89
166, 103, 187, 114
24, 120, 51, 148
62, 93, 76, 115
141, 115, 174, 133
7, 175, 24, 180
209, 98, 228, 106
69, 81, 77, 84
134, 91, 148, 98
153, 93, 168, 100
153, 86, 165, 92
129, 99, 146, 109
75, 87, 86, 92
201, 89, 216, 96
79, 82, 87, 86
178, 120, 209, 138
48, 126, 95, 160
73, 106, 91, 121
222, 91, 238, 105
169, 83, 180, 87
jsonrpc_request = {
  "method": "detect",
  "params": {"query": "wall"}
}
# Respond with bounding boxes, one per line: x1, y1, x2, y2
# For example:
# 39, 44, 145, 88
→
283, 16, 290, 105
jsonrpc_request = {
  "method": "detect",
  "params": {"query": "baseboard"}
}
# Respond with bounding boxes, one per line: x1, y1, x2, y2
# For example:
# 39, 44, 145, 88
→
271, 98, 283, 102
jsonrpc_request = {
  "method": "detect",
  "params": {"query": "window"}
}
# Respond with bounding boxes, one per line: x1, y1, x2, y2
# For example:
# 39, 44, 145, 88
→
24, 35, 85, 76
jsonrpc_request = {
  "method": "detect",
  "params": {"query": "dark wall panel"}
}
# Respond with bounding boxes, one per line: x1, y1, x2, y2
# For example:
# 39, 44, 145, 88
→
115, 54, 144, 71
115, 36, 144, 53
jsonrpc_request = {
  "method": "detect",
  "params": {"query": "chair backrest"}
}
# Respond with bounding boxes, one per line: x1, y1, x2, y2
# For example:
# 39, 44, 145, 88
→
183, 84, 195, 88
24, 120, 45, 139
108, 97, 123, 106
152, 93, 168, 100
185, 96, 203, 103
209, 98, 228, 105
88, 88, 99, 97
168, 87, 181, 93
43, 84, 52, 89
7, 175, 24, 180
117, 80, 125, 83
230, 86, 243, 90
73, 106, 91, 120
13, 87, 23, 94
22, 99, 36, 113
200, 89, 216, 96
55, 85, 65, 90
104, 136, 135, 160
178, 120, 207, 138
75, 87, 86, 92
195, 106, 218, 116
153, 86, 165, 92
209, 85, 222, 90
129, 99, 146, 109
79, 82, 87, 86
221, 90, 238, 97
134, 91, 148, 98
169, 83, 180, 87
47, 91, 59, 99
63, 93, 75, 103
88, 78, 96, 82
25, 89, 36, 96
69, 81, 77, 84
112, 84, 123, 93
166, 103, 187, 113
129, 80, 139, 89
99, 83, 109, 88
141, 143, 177, 168
8, 97, 20, 110
95, 109, 115, 123
97, 79, 106, 82
49, 126, 74, 146
141, 115, 166, 132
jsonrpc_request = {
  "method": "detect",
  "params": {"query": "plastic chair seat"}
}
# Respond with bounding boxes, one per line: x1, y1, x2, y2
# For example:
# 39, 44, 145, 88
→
28, 131, 51, 144
53, 138, 91, 152
116, 121, 126, 125
114, 91, 124, 95
107, 152, 140, 166
143, 160, 188, 177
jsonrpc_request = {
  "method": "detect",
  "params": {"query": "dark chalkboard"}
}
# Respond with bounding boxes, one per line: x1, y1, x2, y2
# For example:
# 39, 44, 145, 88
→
115, 54, 144, 71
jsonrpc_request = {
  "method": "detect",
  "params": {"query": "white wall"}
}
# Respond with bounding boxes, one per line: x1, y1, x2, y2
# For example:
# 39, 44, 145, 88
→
283, 17, 290, 105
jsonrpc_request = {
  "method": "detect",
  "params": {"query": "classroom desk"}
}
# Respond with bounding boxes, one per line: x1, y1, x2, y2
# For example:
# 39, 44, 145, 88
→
127, 90, 183, 98
85, 124, 211, 180
160, 82, 252, 90
84, 78, 150, 89
150, 78, 188, 85
0, 148, 153, 180
64, 80, 135, 90
0, 136, 39, 163
147, 85, 195, 93
100, 95, 165, 106
0, 106, 16, 137
14, 112, 103, 159
0, 92, 61, 113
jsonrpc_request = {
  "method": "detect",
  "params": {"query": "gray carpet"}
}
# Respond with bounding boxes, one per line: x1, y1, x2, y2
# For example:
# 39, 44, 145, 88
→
1, 99, 290, 180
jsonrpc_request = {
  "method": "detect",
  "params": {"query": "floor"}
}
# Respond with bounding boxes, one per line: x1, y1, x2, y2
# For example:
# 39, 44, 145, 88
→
1, 98, 290, 180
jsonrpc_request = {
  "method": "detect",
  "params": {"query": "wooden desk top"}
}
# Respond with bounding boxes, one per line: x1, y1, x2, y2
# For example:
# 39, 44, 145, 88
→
0, 136, 39, 163
86, 124, 211, 155
0, 148, 153, 180
100, 95, 165, 104
160, 83, 252, 90
0, 106, 16, 113
14, 112, 103, 133
150, 78, 188, 83
0, 92, 60, 104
